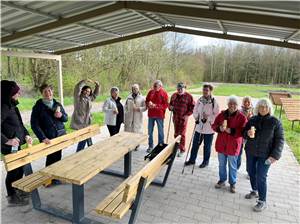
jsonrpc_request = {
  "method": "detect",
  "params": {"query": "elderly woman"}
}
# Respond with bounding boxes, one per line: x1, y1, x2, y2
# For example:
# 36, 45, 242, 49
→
243, 98, 284, 212
212, 95, 247, 193
124, 84, 146, 134
237, 96, 254, 170
1, 80, 33, 206
71, 79, 100, 151
103, 87, 124, 136
31, 84, 68, 186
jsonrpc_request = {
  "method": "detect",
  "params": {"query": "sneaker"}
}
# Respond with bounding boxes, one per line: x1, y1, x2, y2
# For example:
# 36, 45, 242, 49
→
177, 151, 184, 157
52, 179, 62, 185
215, 181, 225, 189
199, 162, 208, 168
230, 184, 236, 193
253, 200, 267, 212
184, 160, 195, 166
7, 194, 29, 207
146, 147, 153, 153
245, 191, 258, 199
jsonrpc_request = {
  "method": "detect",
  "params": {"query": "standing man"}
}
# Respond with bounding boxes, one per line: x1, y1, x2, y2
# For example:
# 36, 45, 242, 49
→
146, 80, 169, 152
185, 84, 219, 167
169, 82, 195, 157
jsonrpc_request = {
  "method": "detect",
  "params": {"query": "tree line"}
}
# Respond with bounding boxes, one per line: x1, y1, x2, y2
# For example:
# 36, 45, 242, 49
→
1, 33, 299, 97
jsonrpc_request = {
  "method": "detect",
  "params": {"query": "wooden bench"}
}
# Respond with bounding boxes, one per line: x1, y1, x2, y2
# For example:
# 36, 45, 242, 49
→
269, 91, 292, 118
94, 135, 181, 224
5, 124, 100, 193
280, 98, 300, 129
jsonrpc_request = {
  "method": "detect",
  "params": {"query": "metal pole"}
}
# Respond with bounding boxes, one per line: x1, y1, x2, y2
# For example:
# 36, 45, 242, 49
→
124, 151, 132, 178
72, 184, 84, 224
57, 56, 64, 106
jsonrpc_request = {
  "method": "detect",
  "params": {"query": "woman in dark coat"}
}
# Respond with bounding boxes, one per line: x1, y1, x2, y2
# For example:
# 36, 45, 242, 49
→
1, 80, 32, 206
243, 98, 284, 212
30, 84, 68, 185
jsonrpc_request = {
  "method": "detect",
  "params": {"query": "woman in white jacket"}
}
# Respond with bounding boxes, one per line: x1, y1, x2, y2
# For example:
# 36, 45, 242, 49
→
124, 84, 147, 134
102, 87, 124, 136
185, 84, 220, 168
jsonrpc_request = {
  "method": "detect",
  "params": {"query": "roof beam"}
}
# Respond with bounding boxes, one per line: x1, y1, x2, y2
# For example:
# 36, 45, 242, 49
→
1, 1, 124, 43
170, 27, 300, 50
1, 50, 61, 60
130, 10, 164, 26
54, 27, 169, 54
285, 30, 300, 41
124, 2, 300, 30
217, 20, 227, 34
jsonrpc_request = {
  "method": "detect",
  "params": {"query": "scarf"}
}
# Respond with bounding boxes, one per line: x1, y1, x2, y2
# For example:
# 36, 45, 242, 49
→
42, 99, 54, 109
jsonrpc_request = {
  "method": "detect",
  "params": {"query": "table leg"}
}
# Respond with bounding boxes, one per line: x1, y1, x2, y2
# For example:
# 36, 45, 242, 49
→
124, 151, 132, 178
72, 184, 84, 224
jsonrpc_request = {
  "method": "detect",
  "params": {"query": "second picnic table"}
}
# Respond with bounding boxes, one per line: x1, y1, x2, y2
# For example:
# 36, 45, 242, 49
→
39, 132, 147, 224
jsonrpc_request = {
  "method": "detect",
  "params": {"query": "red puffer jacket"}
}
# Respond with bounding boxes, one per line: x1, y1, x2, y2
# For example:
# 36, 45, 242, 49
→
146, 88, 169, 119
212, 110, 247, 156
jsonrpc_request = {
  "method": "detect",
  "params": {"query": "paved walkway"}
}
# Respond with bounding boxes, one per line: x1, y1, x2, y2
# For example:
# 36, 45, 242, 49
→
1, 96, 300, 224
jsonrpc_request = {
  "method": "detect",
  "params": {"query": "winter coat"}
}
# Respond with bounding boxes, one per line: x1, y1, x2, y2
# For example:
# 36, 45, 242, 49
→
124, 93, 146, 134
212, 110, 247, 156
103, 97, 124, 126
71, 80, 99, 130
145, 88, 169, 119
193, 96, 220, 134
243, 114, 284, 160
31, 99, 68, 141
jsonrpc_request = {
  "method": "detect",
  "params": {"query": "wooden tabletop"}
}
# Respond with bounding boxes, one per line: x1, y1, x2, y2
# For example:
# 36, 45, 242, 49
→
40, 132, 147, 185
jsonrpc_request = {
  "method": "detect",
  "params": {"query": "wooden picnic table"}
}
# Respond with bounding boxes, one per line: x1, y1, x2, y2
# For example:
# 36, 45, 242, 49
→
36, 132, 147, 224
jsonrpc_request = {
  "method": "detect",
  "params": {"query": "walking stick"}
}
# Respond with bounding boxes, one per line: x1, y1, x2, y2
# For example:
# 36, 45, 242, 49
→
181, 123, 197, 174
166, 111, 173, 143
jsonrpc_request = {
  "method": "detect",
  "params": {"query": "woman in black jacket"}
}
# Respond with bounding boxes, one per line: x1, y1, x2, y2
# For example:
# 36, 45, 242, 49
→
243, 98, 284, 212
1, 80, 32, 206
30, 84, 68, 185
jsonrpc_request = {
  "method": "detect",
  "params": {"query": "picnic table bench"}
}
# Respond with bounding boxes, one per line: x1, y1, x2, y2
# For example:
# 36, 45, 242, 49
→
269, 91, 292, 118
13, 131, 147, 224
94, 135, 181, 224
280, 98, 300, 129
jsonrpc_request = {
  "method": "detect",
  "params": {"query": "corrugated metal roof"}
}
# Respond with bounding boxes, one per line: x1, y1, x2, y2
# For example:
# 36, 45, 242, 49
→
1, 1, 299, 53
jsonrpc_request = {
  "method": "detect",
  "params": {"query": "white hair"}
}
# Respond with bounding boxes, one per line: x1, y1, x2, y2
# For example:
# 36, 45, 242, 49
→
227, 95, 239, 105
242, 96, 252, 104
254, 98, 274, 115
154, 80, 163, 87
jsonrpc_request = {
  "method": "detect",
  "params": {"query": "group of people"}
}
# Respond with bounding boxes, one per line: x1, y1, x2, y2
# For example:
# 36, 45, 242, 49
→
1, 79, 284, 213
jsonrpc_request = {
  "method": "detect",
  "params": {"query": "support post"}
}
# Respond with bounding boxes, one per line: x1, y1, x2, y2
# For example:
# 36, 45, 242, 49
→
72, 184, 85, 224
124, 151, 132, 178
56, 56, 64, 106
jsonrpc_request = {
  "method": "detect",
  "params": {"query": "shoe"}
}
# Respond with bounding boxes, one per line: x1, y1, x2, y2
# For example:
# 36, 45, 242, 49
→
52, 179, 62, 185
146, 147, 153, 153
184, 160, 195, 166
199, 162, 208, 168
16, 189, 30, 199
215, 181, 225, 189
253, 200, 267, 212
230, 184, 236, 193
245, 191, 258, 199
177, 151, 184, 157
7, 194, 29, 207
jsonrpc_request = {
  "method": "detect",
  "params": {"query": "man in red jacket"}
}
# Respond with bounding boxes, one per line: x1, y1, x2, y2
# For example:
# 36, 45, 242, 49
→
169, 82, 195, 157
146, 80, 169, 152
212, 95, 247, 193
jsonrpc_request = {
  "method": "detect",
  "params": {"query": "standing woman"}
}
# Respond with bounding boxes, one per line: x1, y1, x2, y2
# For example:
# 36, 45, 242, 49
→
244, 98, 284, 212
1, 80, 32, 206
103, 87, 124, 136
124, 84, 146, 134
31, 84, 68, 171
71, 79, 100, 151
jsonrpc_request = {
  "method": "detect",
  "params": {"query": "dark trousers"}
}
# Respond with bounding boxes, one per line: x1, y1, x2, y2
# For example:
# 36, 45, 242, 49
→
76, 138, 93, 152
246, 152, 271, 202
46, 150, 62, 167
107, 124, 121, 136
6, 166, 24, 196
189, 132, 214, 164
237, 143, 243, 170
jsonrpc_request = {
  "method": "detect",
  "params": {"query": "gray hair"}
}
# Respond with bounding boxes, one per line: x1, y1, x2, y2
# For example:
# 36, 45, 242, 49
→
110, 86, 119, 93
254, 98, 274, 115
242, 96, 252, 104
154, 80, 163, 87
227, 95, 239, 105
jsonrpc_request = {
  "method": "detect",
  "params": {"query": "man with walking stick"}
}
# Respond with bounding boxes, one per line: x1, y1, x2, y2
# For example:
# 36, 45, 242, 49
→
184, 84, 219, 168
169, 82, 195, 157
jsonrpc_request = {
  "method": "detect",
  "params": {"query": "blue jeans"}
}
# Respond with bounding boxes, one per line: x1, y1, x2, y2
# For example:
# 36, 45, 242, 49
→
148, 118, 164, 148
189, 132, 214, 164
218, 153, 238, 185
76, 138, 93, 152
246, 152, 270, 202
